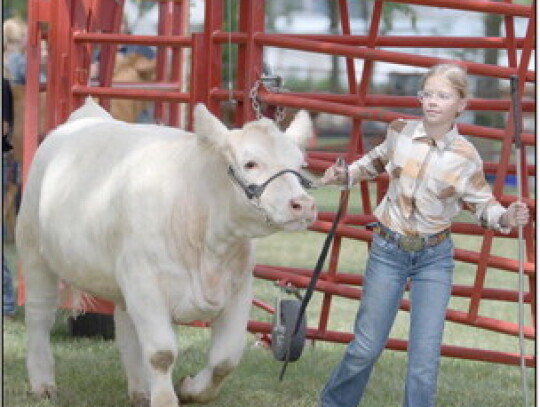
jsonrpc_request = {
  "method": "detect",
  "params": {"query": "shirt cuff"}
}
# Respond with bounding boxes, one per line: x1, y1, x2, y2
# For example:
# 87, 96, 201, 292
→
494, 207, 512, 234
344, 162, 358, 189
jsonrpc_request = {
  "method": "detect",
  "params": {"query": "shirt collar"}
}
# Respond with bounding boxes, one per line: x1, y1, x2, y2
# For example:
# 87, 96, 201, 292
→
412, 120, 458, 150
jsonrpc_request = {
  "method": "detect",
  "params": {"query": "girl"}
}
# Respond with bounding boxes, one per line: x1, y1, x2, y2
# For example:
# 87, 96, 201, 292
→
318, 63, 529, 407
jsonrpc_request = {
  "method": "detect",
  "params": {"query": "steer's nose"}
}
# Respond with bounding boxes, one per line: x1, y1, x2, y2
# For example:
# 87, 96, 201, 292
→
289, 195, 317, 220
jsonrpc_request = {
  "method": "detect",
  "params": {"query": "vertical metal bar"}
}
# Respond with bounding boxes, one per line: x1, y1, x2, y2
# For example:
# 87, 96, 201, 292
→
155, 1, 174, 123
517, 5, 536, 328
510, 74, 528, 407
45, 0, 62, 128
338, 0, 357, 94
88, 0, 123, 111
357, 0, 385, 216
316, 0, 354, 337
202, 0, 224, 115
18, 0, 49, 306
22, 0, 44, 185
503, 4, 518, 68
168, 0, 188, 127
189, 33, 208, 130
236, 0, 264, 124
516, 4, 535, 263
317, 0, 358, 338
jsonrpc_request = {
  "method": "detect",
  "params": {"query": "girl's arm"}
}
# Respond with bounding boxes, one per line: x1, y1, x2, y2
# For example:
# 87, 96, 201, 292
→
321, 119, 400, 186
461, 157, 529, 232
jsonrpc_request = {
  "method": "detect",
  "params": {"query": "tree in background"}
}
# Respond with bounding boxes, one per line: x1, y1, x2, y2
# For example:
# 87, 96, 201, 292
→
3, 0, 27, 19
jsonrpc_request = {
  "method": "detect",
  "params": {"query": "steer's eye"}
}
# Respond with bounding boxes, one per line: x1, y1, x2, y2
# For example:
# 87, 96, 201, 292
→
244, 160, 258, 170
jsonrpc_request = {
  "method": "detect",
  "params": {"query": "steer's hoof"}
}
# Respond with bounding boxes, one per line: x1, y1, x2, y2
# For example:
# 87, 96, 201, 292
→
129, 391, 150, 407
174, 376, 196, 404
29, 384, 57, 400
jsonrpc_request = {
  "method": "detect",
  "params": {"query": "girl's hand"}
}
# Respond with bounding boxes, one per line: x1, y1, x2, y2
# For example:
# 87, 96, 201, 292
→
502, 202, 530, 228
321, 161, 348, 186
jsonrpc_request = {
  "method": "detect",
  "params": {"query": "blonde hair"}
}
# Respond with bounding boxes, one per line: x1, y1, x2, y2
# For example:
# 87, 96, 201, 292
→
420, 63, 469, 99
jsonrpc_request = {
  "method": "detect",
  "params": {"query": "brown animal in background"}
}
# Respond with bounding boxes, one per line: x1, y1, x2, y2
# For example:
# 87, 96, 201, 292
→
109, 50, 156, 123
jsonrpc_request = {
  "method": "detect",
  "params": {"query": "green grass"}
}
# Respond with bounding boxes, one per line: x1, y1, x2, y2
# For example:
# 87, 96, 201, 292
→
3, 188, 535, 406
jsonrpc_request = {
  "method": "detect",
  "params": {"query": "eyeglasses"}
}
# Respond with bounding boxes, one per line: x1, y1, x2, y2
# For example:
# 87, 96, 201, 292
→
417, 90, 455, 101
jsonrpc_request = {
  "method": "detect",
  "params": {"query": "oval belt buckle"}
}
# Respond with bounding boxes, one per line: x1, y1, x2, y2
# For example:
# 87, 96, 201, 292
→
399, 236, 424, 252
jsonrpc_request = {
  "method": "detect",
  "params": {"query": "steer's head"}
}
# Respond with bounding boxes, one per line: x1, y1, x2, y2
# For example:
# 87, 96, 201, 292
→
194, 104, 317, 233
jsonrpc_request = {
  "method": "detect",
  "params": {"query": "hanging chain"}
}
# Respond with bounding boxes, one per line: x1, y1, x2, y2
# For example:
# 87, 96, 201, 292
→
249, 78, 286, 124
250, 79, 263, 120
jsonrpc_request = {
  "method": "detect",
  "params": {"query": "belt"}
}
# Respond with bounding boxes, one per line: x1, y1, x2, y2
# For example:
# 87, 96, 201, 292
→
372, 223, 450, 252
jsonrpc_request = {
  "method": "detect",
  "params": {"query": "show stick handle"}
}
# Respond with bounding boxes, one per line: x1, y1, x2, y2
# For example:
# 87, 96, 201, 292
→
510, 75, 522, 149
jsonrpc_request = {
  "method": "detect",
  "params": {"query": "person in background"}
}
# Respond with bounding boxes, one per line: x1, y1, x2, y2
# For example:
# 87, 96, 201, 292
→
3, 16, 28, 84
318, 63, 529, 407
3, 76, 16, 318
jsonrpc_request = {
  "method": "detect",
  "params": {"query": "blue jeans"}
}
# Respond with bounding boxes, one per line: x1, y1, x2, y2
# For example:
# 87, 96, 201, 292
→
320, 232, 454, 407
3, 153, 17, 316
3, 256, 15, 315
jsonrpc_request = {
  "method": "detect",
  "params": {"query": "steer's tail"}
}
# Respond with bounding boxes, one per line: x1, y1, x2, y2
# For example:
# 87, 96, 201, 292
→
59, 284, 100, 317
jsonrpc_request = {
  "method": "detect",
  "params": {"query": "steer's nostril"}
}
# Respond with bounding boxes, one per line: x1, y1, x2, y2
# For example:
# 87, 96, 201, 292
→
290, 197, 316, 217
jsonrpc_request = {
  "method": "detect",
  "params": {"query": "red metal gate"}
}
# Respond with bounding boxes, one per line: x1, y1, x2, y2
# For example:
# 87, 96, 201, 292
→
20, 0, 535, 367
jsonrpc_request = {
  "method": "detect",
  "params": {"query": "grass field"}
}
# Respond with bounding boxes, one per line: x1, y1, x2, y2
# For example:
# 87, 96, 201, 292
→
2, 187, 535, 407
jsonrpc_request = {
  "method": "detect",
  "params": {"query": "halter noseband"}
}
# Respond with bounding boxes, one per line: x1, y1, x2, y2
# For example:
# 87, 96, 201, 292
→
227, 166, 316, 200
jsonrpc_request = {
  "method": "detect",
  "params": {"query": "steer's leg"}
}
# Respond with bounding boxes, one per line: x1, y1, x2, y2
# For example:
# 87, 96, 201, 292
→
23, 254, 59, 398
114, 306, 151, 407
116, 258, 178, 407
177, 275, 253, 403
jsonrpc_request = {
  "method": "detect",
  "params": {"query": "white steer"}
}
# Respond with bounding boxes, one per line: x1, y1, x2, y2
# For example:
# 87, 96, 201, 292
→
16, 98, 316, 407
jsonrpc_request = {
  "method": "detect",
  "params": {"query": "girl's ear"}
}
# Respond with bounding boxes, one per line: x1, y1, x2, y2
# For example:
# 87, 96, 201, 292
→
457, 97, 468, 115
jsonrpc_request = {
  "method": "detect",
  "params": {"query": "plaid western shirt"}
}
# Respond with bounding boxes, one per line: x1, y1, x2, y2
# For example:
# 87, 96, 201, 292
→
350, 119, 509, 236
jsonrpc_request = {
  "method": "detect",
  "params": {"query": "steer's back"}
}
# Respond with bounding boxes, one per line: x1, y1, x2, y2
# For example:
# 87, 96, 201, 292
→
16, 103, 192, 300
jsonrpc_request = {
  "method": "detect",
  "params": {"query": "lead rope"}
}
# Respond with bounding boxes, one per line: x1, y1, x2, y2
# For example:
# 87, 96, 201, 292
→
510, 75, 529, 407
279, 157, 349, 381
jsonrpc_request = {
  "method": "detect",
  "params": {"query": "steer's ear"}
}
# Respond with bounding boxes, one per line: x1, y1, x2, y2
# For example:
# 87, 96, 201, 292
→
193, 103, 229, 148
284, 110, 312, 148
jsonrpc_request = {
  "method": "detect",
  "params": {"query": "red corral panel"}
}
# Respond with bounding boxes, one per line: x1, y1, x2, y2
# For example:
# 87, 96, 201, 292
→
20, 0, 535, 367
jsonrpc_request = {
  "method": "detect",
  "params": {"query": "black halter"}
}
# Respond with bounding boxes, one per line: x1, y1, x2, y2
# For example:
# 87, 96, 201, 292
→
227, 166, 316, 200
